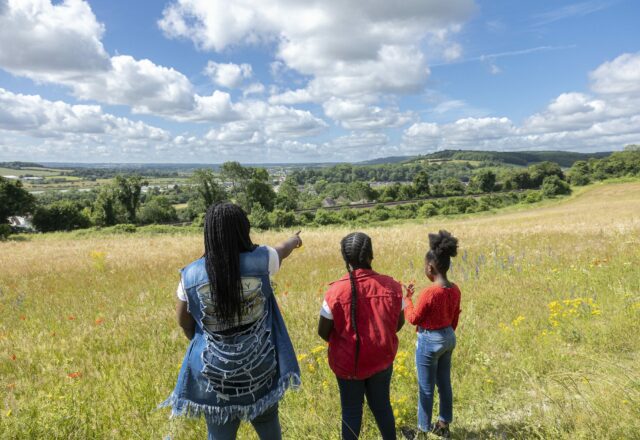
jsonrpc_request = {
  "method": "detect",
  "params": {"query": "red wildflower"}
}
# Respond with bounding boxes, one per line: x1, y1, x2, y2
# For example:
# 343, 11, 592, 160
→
95, 317, 104, 325
10, 354, 16, 361
67, 315, 76, 321
67, 372, 82, 379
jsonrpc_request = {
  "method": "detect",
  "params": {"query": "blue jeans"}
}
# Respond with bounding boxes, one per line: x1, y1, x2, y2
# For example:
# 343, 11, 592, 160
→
336, 366, 396, 440
205, 404, 281, 440
415, 327, 456, 431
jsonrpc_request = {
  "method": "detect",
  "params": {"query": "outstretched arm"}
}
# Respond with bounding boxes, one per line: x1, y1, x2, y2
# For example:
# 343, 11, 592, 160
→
273, 231, 302, 264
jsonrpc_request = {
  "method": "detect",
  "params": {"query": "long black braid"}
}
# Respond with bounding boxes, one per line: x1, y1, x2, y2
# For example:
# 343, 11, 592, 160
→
340, 232, 373, 376
204, 203, 256, 326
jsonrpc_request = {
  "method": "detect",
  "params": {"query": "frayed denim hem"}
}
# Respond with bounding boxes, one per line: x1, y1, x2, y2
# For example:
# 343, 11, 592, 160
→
159, 372, 301, 425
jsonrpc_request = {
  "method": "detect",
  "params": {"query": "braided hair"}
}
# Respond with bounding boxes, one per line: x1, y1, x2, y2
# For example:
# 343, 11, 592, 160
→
340, 232, 373, 375
426, 230, 458, 273
204, 203, 256, 326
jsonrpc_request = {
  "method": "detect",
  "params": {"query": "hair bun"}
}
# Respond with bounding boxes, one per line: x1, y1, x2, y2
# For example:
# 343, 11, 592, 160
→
428, 230, 458, 259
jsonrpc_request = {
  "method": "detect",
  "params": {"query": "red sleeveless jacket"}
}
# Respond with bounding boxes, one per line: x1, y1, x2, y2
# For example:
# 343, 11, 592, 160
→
324, 269, 403, 380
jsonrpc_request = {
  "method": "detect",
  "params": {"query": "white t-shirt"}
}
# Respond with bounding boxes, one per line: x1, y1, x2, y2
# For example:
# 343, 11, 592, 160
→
320, 297, 406, 320
177, 246, 280, 302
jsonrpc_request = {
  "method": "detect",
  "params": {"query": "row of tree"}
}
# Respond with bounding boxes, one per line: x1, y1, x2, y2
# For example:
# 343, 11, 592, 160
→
3, 148, 639, 237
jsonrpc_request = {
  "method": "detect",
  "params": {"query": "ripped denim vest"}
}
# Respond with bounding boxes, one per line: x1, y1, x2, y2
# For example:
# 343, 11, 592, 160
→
160, 246, 300, 424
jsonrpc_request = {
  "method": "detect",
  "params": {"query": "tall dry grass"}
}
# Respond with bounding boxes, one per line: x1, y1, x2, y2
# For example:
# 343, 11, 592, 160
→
1, 181, 639, 439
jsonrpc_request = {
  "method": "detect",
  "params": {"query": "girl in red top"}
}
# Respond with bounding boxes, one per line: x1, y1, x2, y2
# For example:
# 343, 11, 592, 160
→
404, 230, 460, 438
318, 232, 405, 440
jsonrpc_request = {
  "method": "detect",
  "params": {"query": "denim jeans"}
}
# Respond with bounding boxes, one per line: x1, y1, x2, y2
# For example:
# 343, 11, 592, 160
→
205, 404, 281, 440
415, 326, 456, 431
336, 366, 396, 440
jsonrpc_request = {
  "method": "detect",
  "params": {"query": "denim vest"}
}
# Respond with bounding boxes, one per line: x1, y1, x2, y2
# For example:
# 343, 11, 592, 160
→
160, 246, 300, 424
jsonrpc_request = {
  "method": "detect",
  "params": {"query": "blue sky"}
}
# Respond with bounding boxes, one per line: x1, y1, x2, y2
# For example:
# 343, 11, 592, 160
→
0, 0, 639, 163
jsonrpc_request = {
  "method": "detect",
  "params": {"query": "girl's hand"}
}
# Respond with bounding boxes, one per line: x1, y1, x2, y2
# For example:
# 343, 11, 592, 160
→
404, 282, 415, 298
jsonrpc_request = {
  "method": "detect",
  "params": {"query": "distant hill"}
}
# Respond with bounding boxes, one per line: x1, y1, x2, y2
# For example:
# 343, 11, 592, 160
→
354, 156, 416, 165
0, 161, 45, 169
411, 150, 611, 167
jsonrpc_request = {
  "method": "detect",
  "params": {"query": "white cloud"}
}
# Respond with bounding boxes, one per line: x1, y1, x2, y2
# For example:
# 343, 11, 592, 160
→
0, 1, 197, 117
159, 0, 474, 102
72, 55, 196, 115
243, 83, 266, 97
0, 87, 175, 161
204, 61, 252, 88
0, 0, 110, 82
403, 117, 516, 151
590, 52, 640, 96
443, 43, 463, 61
0, 88, 169, 140
323, 98, 414, 130
403, 52, 640, 154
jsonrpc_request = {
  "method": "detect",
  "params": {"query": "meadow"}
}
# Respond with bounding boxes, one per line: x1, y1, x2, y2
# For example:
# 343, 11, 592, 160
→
1, 181, 639, 439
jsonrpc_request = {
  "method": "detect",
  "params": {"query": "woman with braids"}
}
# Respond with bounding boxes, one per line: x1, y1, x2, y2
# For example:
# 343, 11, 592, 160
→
318, 232, 405, 440
161, 203, 302, 440
404, 230, 461, 439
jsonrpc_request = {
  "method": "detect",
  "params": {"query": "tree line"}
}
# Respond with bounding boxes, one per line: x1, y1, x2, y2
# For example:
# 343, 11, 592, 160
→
3, 148, 639, 237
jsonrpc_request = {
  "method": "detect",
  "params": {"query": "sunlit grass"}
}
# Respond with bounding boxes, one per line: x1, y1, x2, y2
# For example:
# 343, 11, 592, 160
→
1, 181, 639, 439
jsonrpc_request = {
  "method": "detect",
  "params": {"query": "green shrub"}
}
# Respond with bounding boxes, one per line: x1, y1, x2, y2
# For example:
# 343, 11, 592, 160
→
110, 224, 137, 233
314, 209, 343, 225
269, 209, 297, 228
32, 201, 91, 232
248, 203, 271, 230
338, 209, 358, 221
0, 224, 11, 240
370, 206, 390, 221
524, 190, 543, 203
138, 196, 178, 224
541, 176, 572, 197
418, 202, 439, 218
297, 211, 315, 225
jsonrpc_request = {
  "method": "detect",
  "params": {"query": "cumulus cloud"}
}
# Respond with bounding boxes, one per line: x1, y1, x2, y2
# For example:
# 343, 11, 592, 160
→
0, 87, 175, 161
0, 88, 169, 140
204, 61, 252, 88
0, 1, 198, 117
73, 55, 196, 115
159, 0, 474, 113
323, 98, 414, 130
243, 83, 266, 97
403, 53, 640, 153
0, 0, 335, 132
0, 0, 110, 81
590, 52, 640, 96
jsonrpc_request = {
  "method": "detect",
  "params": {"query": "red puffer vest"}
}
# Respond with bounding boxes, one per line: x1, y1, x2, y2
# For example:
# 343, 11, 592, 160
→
324, 269, 403, 380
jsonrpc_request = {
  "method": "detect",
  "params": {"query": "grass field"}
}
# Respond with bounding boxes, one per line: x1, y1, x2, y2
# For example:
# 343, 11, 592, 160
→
0, 167, 67, 178
1, 181, 639, 439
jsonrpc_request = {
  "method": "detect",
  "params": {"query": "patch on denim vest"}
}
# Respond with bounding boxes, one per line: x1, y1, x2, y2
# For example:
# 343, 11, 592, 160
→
196, 277, 266, 334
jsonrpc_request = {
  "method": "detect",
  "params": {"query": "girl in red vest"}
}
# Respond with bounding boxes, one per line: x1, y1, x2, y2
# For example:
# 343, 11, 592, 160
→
404, 230, 461, 438
318, 232, 405, 440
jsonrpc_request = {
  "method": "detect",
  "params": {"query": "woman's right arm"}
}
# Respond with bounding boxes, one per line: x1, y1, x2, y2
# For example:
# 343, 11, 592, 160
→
273, 231, 302, 264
